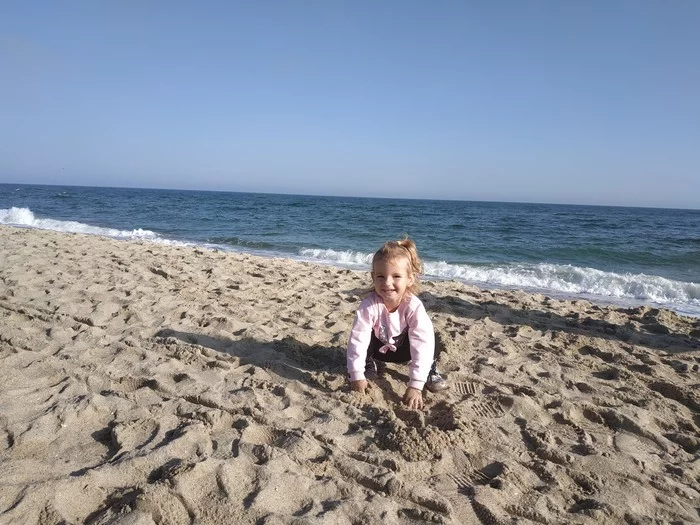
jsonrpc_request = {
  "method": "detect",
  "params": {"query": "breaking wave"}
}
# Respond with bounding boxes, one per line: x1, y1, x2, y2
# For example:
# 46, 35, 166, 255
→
0, 207, 187, 246
298, 247, 700, 315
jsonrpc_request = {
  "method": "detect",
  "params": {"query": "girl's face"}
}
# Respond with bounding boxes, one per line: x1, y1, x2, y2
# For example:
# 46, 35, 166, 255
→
372, 257, 414, 311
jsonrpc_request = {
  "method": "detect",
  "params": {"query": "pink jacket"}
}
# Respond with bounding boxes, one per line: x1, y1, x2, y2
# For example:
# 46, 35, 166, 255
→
347, 292, 435, 390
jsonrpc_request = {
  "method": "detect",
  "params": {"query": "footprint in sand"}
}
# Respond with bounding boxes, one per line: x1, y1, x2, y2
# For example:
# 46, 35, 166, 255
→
452, 380, 509, 419
110, 419, 161, 456
431, 451, 519, 524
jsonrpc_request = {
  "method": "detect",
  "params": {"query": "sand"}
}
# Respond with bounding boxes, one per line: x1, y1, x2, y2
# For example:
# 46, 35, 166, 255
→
0, 225, 699, 525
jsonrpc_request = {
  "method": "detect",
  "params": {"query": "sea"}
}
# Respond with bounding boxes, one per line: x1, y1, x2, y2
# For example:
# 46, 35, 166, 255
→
2, 183, 699, 318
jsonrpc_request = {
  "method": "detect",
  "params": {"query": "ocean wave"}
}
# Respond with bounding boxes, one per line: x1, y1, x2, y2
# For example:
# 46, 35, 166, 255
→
0, 207, 178, 244
208, 236, 274, 249
296, 246, 699, 313
299, 248, 373, 266
424, 260, 699, 309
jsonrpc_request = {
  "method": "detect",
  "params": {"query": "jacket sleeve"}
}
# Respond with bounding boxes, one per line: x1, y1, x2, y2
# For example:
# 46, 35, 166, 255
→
346, 299, 376, 382
406, 300, 435, 390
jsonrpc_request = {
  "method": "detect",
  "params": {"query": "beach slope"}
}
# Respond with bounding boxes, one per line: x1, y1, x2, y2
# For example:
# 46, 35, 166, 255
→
1, 226, 699, 524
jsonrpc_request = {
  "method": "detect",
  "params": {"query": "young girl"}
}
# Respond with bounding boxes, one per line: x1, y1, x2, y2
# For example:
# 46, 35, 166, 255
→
347, 238, 448, 410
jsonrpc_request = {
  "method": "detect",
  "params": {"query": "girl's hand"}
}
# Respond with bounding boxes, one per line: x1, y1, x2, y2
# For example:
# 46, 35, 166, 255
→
402, 387, 424, 410
350, 379, 368, 393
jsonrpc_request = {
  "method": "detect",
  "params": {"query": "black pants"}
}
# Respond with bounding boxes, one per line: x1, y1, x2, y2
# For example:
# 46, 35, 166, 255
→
367, 330, 441, 372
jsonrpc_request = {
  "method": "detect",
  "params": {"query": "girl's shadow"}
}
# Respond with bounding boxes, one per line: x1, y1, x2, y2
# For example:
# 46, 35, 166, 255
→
154, 329, 347, 392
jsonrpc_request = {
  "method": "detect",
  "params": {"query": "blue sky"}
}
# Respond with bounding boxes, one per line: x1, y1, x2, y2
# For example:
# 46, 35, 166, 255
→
1, 2, 698, 208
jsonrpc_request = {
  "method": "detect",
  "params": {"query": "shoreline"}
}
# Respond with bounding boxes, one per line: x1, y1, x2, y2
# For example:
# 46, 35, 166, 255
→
1, 225, 699, 524
5, 221, 700, 319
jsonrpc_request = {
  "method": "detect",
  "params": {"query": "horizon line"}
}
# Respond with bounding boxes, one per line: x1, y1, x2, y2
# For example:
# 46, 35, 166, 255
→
2, 181, 698, 212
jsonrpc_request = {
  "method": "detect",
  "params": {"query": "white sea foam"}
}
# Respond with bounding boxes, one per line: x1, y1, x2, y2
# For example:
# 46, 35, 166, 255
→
0, 207, 190, 246
296, 247, 700, 316
299, 248, 373, 267
424, 261, 699, 306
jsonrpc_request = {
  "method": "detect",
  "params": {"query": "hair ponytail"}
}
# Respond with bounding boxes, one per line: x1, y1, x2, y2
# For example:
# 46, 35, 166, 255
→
396, 237, 424, 277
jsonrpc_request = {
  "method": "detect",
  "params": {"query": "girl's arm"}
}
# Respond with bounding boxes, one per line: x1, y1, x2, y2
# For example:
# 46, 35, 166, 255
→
347, 300, 377, 382
406, 300, 435, 391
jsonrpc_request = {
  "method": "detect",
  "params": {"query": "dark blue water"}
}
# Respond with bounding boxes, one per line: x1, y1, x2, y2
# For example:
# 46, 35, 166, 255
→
2, 184, 699, 316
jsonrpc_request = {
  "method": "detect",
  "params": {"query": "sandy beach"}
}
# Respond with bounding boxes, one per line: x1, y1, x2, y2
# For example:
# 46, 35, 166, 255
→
1, 225, 699, 524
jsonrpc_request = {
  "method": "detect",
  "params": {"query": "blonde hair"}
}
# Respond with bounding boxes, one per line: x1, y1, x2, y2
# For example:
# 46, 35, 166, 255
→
370, 237, 424, 295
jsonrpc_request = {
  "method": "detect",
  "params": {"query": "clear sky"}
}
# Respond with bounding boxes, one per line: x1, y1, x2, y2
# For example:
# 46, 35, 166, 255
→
1, 1, 698, 208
